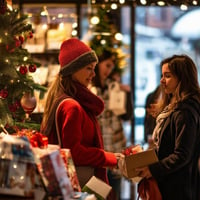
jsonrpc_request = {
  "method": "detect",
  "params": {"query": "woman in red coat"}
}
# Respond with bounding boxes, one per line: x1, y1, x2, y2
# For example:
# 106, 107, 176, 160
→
40, 38, 123, 191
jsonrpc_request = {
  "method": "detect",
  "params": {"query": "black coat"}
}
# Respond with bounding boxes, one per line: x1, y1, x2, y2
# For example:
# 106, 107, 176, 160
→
149, 97, 200, 200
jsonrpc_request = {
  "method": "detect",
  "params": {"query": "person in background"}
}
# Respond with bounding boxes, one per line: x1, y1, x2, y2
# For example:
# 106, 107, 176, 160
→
136, 54, 200, 200
144, 85, 161, 146
90, 50, 129, 200
40, 38, 124, 194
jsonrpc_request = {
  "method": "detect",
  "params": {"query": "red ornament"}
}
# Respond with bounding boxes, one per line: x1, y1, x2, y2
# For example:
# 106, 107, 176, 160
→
6, 44, 14, 53
20, 93, 37, 114
8, 104, 17, 112
0, 89, 8, 98
29, 64, 37, 72
19, 65, 28, 74
28, 32, 33, 39
14, 100, 21, 109
0, 0, 7, 15
14, 37, 21, 48
19, 35, 24, 44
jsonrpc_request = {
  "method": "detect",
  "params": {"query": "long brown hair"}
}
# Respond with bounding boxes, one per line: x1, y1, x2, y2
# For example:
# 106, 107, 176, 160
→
92, 50, 115, 88
41, 74, 77, 135
152, 54, 200, 117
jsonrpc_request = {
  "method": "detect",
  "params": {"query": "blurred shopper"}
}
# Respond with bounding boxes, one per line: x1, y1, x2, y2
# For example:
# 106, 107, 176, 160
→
91, 50, 131, 200
144, 85, 161, 146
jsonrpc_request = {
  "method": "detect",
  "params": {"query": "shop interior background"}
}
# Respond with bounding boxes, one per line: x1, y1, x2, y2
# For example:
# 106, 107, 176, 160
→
12, 1, 200, 199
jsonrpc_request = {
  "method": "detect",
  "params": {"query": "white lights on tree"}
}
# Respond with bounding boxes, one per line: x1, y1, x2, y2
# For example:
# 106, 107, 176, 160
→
100, 39, 106, 45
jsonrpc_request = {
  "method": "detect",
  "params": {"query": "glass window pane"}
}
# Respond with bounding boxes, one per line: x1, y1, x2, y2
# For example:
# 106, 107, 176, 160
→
135, 6, 200, 144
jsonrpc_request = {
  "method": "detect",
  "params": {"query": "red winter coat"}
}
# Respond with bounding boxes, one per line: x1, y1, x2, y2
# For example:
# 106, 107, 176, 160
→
45, 81, 117, 185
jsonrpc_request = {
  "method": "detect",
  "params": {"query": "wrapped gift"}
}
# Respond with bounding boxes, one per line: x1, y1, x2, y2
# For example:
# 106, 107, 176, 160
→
32, 145, 74, 199
82, 176, 112, 200
60, 149, 81, 192
14, 129, 48, 148
120, 145, 158, 179
0, 134, 45, 198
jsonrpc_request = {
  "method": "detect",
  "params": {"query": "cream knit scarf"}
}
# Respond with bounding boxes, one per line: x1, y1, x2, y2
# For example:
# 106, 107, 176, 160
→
152, 105, 173, 148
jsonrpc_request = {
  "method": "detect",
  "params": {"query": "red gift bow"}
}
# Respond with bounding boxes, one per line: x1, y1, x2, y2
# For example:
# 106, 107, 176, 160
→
15, 129, 48, 148
30, 132, 48, 148
122, 144, 143, 156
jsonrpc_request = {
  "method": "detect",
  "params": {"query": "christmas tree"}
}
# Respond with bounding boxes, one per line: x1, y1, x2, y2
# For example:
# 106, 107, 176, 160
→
0, 0, 46, 132
89, 5, 127, 76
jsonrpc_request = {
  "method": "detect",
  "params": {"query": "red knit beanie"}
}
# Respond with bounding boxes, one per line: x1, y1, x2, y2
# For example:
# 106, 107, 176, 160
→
59, 38, 98, 77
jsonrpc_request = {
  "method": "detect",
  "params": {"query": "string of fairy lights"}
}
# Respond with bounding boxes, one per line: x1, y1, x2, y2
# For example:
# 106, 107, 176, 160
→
90, 0, 199, 10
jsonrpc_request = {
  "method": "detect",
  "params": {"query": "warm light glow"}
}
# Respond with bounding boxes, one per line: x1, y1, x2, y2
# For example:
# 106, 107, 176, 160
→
115, 32, 123, 41
72, 30, 77, 36
7, 0, 12, 7
13, 163, 17, 169
28, 13, 32, 18
111, 3, 118, 10
42, 24, 48, 30
59, 22, 64, 30
23, 57, 28, 61
140, 0, 147, 5
7, 4, 13, 11
58, 13, 63, 18
192, 0, 197, 5
180, 4, 188, 10
157, 1, 166, 6
72, 22, 78, 28
100, 39, 106, 45
119, 0, 125, 4
90, 16, 100, 25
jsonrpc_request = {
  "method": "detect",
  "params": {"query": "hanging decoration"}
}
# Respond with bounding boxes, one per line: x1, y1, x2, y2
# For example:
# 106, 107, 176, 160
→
20, 92, 37, 115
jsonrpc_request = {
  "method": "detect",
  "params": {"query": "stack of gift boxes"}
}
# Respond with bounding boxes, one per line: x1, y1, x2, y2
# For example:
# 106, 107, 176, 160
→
0, 130, 111, 200
0, 129, 158, 199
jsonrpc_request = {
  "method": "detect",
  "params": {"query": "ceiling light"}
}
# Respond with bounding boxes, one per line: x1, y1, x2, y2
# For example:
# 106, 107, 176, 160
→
157, 1, 166, 6
180, 4, 188, 11
111, 3, 118, 10
140, 0, 147, 5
